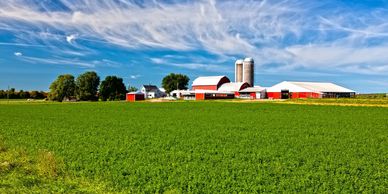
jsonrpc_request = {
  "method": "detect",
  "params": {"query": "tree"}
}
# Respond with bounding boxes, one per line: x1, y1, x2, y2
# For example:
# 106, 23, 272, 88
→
99, 76, 127, 101
48, 74, 76, 102
30, 91, 45, 99
127, 85, 138, 92
19, 90, 30, 99
162, 73, 190, 93
76, 71, 100, 101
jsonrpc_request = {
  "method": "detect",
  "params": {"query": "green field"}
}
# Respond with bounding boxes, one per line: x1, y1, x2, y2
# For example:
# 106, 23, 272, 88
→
1, 102, 387, 193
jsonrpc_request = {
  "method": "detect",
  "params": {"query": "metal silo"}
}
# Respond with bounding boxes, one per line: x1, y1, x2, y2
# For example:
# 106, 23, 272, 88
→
235, 59, 243, 82
243, 57, 254, 87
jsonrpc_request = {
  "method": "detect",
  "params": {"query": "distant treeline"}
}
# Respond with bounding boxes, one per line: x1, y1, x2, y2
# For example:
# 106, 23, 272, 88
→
356, 93, 387, 99
0, 89, 47, 99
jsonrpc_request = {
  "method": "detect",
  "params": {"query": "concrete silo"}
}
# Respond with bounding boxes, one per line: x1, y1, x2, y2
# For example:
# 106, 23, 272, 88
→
243, 57, 254, 87
235, 59, 243, 82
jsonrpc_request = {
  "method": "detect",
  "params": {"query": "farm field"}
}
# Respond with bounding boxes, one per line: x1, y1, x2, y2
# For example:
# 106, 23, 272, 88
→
0, 101, 387, 193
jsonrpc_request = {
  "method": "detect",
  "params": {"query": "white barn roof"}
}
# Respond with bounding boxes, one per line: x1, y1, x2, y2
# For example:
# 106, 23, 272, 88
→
267, 81, 355, 93
194, 90, 234, 94
128, 91, 144, 95
192, 76, 228, 86
240, 86, 266, 93
218, 82, 248, 92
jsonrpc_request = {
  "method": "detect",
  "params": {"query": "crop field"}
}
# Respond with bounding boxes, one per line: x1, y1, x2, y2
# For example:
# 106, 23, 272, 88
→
0, 101, 387, 193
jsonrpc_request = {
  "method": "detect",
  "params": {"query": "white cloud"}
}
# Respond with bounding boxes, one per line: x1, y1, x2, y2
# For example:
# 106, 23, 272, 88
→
14, 52, 22, 56
19, 55, 95, 68
66, 34, 76, 44
0, 1, 388, 75
130, 75, 141, 79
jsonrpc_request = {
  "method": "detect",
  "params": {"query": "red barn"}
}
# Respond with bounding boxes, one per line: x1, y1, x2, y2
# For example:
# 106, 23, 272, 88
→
194, 90, 234, 100
192, 76, 230, 91
126, 92, 145, 102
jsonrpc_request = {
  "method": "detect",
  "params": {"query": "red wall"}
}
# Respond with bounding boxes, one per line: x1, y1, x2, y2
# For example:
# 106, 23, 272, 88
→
267, 92, 321, 99
126, 94, 145, 102
267, 92, 281, 99
250, 92, 256, 99
195, 93, 205, 100
192, 85, 218, 91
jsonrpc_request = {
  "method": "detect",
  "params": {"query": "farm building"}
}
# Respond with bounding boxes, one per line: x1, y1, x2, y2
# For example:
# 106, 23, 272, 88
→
192, 76, 231, 91
239, 86, 267, 99
218, 82, 250, 96
141, 85, 166, 99
169, 57, 356, 101
126, 91, 145, 102
194, 90, 234, 100
266, 81, 355, 99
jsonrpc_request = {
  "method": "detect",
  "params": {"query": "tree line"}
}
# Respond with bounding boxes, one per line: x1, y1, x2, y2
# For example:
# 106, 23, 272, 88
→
48, 72, 137, 102
49, 72, 190, 101
1, 72, 190, 101
0, 88, 46, 99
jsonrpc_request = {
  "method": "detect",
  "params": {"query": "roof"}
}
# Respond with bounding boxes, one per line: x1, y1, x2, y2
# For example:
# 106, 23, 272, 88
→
235, 59, 243, 64
244, 57, 254, 63
267, 81, 355, 93
218, 82, 249, 92
239, 86, 266, 93
128, 91, 144, 95
192, 76, 229, 86
142, 85, 159, 92
194, 90, 234, 94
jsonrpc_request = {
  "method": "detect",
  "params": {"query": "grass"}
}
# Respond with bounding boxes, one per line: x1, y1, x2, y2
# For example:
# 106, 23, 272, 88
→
0, 101, 387, 193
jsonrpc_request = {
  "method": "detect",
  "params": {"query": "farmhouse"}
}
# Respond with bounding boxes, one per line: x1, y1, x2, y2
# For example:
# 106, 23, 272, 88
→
141, 85, 165, 99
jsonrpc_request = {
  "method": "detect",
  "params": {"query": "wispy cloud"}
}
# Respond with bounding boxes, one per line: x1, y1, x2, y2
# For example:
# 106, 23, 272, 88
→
0, 0, 388, 75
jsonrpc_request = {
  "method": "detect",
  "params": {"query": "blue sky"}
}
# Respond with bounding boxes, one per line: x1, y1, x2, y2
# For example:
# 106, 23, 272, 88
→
0, 0, 388, 93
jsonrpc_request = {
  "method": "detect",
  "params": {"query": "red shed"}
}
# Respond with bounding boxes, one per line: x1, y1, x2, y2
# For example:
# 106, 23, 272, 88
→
126, 91, 145, 102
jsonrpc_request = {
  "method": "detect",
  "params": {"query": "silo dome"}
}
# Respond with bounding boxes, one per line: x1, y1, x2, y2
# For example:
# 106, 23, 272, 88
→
235, 59, 243, 64
244, 57, 254, 63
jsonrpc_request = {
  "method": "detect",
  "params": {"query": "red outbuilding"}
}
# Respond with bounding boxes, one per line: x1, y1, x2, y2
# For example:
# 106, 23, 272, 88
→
126, 92, 145, 102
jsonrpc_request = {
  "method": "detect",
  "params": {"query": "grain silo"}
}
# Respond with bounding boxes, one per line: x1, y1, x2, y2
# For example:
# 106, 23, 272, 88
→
235, 59, 243, 82
243, 57, 254, 87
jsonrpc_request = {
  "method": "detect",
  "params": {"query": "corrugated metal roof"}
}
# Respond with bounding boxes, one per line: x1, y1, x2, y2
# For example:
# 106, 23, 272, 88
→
239, 86, 266, 92
267, 81, 355, 93
192, 76, 228, 86
218, 82, 248, 92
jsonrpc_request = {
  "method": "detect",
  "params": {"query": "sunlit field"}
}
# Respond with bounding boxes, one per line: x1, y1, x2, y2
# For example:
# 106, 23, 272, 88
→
1, 101, 387, 193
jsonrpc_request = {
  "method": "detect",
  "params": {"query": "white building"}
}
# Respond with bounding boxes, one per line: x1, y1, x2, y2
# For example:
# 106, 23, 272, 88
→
141, 85, 166, 99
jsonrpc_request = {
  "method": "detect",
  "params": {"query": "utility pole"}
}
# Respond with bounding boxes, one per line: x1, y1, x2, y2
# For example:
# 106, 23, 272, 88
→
7, 85, 10, 104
